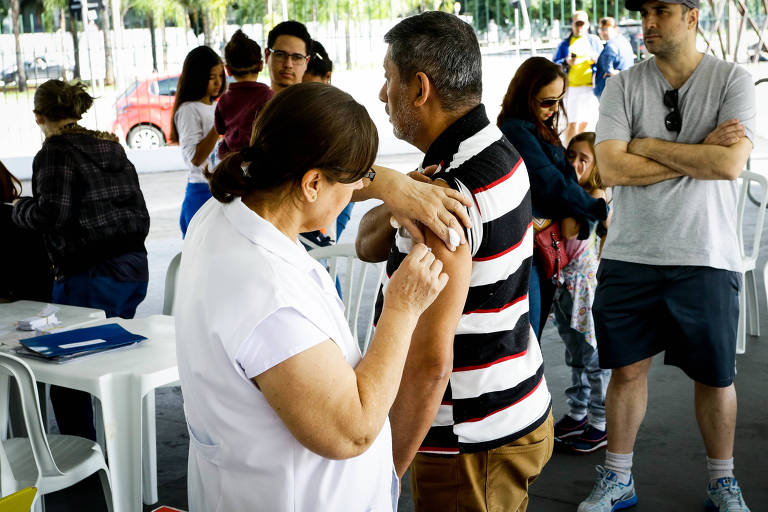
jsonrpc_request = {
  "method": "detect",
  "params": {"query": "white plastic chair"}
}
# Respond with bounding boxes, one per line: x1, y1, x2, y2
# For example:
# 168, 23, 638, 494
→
0, 353, 113, 512
309, 244, 386, 353
736, 170, 768, 354
162, 252, 182, 316
140, 251, 182, 505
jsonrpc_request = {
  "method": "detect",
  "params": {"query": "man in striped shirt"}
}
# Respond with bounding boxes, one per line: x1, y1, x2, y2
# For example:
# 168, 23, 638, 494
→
356, 11, 553, 511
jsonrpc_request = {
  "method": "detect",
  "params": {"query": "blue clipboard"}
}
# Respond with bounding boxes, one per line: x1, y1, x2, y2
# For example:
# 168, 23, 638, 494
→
17, 323, 146, 362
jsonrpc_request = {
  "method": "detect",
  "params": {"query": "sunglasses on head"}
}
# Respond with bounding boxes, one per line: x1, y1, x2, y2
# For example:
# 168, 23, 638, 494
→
663, 89, 682, 132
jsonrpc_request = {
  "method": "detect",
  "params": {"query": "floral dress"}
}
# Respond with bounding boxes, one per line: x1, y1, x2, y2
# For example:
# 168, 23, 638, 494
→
559, 225, 600, 348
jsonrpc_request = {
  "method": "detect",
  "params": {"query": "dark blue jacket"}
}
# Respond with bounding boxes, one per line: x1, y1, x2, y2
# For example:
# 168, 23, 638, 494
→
594, 35, 635, 98
499, 118, 607, 231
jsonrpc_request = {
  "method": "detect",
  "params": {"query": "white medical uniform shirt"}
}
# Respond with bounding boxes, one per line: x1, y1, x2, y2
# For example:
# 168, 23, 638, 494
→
175, 198, 397, 512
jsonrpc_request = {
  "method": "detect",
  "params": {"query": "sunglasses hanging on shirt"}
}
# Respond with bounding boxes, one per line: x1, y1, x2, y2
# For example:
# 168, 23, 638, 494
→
664, 89, 682, 132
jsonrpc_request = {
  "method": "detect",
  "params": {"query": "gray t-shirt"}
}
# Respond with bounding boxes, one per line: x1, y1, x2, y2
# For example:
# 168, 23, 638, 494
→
596, 54, 755, 271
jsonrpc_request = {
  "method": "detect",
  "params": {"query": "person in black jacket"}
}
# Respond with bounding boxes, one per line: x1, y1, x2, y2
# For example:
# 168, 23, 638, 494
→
497, 57, 607, 341
11, 79, 150, 440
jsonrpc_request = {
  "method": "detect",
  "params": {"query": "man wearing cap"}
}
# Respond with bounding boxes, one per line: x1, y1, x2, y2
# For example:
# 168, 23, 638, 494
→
553, 11, 603, 142
578, 0, 754, 510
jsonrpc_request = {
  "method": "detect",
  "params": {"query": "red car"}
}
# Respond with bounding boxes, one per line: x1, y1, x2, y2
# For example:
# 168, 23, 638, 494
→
112, 74, 179, 149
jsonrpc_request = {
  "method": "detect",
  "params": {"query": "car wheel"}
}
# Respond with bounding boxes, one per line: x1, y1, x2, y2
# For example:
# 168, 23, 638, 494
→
127, 125, 164, 150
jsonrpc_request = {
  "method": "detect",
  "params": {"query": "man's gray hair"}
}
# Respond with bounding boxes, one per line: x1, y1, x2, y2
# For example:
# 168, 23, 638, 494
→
384, 11, 482, 112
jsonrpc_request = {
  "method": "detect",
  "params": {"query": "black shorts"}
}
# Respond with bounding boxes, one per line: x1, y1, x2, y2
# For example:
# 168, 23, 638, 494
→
593, 260, 741, 387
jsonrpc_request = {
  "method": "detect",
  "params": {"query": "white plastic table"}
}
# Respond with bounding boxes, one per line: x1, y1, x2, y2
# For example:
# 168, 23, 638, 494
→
1, 311, 178, 512
0, 300, 106, 348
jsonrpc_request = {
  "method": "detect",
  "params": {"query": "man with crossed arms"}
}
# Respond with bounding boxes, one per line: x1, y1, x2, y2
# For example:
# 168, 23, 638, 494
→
579, 0, 754, 510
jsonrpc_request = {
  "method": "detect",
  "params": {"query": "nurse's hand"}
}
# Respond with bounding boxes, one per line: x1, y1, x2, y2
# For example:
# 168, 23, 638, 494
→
387, 173, 470, 251
384, 243, 449, 317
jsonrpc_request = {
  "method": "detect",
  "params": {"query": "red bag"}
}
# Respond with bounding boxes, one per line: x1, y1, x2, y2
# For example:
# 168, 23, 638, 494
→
534, 222, 570, 283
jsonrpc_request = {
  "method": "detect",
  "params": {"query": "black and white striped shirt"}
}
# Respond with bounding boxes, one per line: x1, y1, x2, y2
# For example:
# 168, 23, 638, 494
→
375, 105, 551, 454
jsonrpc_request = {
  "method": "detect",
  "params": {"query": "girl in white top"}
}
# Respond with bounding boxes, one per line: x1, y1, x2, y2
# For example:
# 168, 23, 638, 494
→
170, 45, 226, 237
175, 82, 449, 511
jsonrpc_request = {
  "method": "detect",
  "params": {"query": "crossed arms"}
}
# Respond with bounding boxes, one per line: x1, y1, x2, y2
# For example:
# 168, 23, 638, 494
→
596, 119, 752, 187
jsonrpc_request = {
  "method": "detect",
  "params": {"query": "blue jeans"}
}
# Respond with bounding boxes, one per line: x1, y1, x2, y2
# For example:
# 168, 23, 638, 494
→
50, 271, 148, 440
552, 286, 610, 425
180, 182, 212, 238
529, 259, 555, 341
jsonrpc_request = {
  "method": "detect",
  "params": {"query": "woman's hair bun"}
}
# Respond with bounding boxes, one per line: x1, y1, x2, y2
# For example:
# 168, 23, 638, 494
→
34, 79, 94, 121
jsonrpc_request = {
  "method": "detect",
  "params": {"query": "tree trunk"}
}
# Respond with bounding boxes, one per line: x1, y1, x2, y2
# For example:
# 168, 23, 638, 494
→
148, 13, 158, 72
345, 15, 351, 71
100, 1, 114, 85
203, 9, 213, 48
11, 0, 26, 91
69, 13, 81, 79
160, 13, 167, 72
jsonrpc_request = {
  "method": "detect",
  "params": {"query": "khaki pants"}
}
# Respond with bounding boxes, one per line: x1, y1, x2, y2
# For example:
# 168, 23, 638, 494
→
410, 411, 553, 512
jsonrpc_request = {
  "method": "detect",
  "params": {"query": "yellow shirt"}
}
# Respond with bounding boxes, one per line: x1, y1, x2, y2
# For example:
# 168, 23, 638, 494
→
567, 36, 595, 87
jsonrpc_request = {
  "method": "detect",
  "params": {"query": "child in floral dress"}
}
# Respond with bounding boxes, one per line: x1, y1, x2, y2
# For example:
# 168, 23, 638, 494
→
552, 132, 612, 453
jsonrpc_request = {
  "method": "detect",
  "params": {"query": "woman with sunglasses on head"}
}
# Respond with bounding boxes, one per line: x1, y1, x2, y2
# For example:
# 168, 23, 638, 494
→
497, 57, 607, 349
176, 82, 449, 511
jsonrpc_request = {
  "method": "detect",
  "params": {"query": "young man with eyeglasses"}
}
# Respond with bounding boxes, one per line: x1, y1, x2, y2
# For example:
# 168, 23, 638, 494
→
265, 21, 312, 93
580, 0, 755, 510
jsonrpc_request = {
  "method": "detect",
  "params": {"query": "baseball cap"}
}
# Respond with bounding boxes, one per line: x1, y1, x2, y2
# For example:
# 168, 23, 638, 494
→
625, 0, 699, 11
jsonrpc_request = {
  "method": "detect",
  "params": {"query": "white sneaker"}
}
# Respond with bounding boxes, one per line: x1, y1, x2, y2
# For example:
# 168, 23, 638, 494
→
578, 465, 638, 512
706, 477, 750, 511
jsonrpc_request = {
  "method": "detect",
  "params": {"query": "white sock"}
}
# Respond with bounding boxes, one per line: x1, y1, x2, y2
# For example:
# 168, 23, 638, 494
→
707, 457, 734, 481
605, 451, 633, 485
588, 418, 606, 432
568, 412, 587, 421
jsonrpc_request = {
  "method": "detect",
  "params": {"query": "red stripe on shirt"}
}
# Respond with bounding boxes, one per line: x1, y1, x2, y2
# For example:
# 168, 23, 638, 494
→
470, 158, 523, 193
461, 377, 544, 423
453, 349, 528, 372
464, 294, 527, 315
472, 221, 533, 261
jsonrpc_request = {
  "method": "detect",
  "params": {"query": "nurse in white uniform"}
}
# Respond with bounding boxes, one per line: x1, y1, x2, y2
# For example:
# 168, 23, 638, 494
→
175, 82, 449, 512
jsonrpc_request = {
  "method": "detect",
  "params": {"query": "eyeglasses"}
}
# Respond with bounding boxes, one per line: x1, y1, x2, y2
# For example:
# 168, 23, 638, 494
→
574, 20, 586, 26
337, 168, 375, 184
663, 89, 682, 132
268, 48, 309, 64
537, 94, 564, 108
